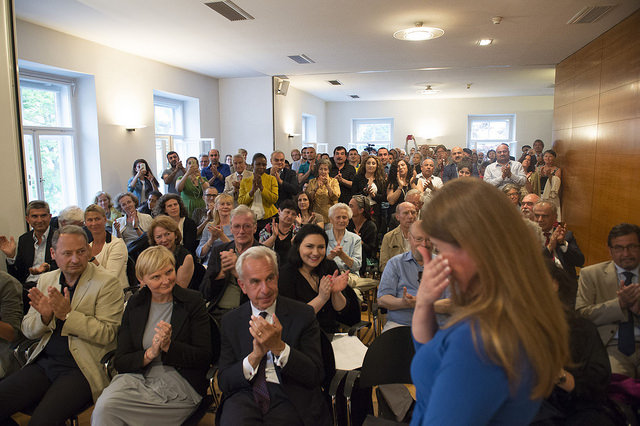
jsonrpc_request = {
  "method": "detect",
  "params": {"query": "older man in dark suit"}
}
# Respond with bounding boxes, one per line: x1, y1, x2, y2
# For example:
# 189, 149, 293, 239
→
217, 246, 329, 426
268, 150, 299, 206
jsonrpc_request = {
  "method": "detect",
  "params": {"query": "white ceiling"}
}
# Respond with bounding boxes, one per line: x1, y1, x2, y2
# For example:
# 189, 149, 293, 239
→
15, 0, 640, 101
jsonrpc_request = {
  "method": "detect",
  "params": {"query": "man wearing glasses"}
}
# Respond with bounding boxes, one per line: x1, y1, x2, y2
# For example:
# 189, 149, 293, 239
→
200, 205, 261, 323
576, 223, 640, 377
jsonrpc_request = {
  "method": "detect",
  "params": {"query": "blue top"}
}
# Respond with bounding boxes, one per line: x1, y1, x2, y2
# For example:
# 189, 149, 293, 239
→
326, 229, 362, 274
297, 161, 316, 183
410, 320, 540, 426
201, 163, 230, 192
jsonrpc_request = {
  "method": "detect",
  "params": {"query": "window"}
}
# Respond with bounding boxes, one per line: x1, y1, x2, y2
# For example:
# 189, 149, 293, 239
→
301, 114, 317, 145
350, 118, 393, 152
467, 114, 516, 155
154, 95, 185, 177
20, 72, 78, 215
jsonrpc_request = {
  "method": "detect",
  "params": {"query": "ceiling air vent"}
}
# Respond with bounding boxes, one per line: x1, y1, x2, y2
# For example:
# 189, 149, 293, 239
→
205, 1, 254, 21
288, 54, 315, 64
567, 5, 615, 24
350, 95, 360, 99
327, 80, 342, 86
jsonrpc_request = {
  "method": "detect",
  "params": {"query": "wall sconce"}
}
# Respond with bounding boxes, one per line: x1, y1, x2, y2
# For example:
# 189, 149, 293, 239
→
125, 125, 147, 132
288, 133, 301, 139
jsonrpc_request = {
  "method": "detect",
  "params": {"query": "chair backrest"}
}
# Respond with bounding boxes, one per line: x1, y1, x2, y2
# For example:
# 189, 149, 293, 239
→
209, 314, 221, 366
319, 330, 336, 391
358, 326, 415, 388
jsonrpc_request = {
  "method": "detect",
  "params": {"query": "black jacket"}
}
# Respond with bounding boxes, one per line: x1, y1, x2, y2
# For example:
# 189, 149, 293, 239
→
114, 285, 212, 395
7, 228, 58, 284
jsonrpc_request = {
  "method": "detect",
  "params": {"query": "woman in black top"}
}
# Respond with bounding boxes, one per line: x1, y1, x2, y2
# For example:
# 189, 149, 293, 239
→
259, 199, 300, 265
386, 159, 412, 217
352, 156, 387, 235
347, 195, 377, 276
154, 194, 198, 255
278, 225, 360, 333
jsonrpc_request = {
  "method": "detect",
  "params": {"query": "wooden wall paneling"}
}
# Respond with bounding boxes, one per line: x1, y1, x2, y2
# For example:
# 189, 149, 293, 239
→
571, 95, 600, 128
553, 103, 572, 130
600, 42, 640, 93
553, 79, 574, 109
573, 37, 603, 73
601, 11, 640, 59
573, 66, 602, 102
599, 83, 640, 124
555, 55, 576, 84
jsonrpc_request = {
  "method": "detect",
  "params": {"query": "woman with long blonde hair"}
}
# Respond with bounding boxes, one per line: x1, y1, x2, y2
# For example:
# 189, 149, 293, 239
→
411, 178, 568, 425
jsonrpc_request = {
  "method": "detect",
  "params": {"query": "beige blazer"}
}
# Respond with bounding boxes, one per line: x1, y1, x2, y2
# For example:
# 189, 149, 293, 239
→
21, 263, 124, 401
575, 260, 626, 345
379, 226, 408, 271
94, 237, 128, 289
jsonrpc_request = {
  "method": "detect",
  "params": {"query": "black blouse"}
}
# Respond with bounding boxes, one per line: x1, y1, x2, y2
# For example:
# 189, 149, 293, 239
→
278, 260, 360, 333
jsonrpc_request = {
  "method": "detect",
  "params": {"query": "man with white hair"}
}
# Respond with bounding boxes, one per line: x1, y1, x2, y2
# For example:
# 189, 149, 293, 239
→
379, 202, 418, 271
217, 246, 329, 425
414, 158, 443, 204
224, 154, 253, 206
58, 206, 84, 227
268, 150, 299, 206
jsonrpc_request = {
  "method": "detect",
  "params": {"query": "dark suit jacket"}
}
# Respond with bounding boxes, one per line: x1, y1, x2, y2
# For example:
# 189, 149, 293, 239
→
199, 240, 260, 306
114, 285, 212, 395
218, 296, 330, 426
182, 217, 198, 255
546, 230, 585, 279
7, 228, 58, 284
267, 167, 299, 207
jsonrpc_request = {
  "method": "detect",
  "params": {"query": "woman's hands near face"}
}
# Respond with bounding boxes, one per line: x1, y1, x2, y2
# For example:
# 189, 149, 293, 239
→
415, 246, 450, 307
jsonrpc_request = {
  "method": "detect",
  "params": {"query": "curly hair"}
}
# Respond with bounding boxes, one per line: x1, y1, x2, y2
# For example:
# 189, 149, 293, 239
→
154, 193, 188, 218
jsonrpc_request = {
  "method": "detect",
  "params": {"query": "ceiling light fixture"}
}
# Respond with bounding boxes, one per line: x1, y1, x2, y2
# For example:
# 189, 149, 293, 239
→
478, 39, 493, 46
418, 85, 441, 95
394, 22, 444, 41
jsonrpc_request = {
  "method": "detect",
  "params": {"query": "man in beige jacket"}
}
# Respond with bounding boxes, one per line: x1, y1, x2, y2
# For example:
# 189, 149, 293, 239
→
0, 225, 123, 424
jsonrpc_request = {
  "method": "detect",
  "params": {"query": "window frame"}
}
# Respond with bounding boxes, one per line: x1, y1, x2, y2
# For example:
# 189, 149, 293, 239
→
467, 114, 516, 154
350, 117, 394, 152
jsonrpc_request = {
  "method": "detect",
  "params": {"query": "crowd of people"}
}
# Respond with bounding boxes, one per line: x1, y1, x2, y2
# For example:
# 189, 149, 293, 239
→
0, 140, 637, 425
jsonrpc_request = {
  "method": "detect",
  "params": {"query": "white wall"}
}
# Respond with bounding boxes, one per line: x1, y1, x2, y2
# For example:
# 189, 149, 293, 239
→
219, 76, 273, 161
273, 84, 326, 161
0, 5, 27, 270
326, 96, 554, 152
16, 20, 220, 205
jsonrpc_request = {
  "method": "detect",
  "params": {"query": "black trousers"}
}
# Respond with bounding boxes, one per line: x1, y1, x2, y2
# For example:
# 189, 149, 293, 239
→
219, 382, 303, 425
0, 363, 92, 426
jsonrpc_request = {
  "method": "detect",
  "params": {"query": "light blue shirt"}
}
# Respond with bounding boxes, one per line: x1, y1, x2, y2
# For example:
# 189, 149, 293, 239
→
326, 229, 362, 274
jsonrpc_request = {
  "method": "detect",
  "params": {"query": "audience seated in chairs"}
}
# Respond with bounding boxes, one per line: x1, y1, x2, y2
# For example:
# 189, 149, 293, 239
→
94, 191, 123, 232
84, 204, 128, 289
325, 203, 362, 285
279, 224, 360, 334
92, 246, 212, 425
347, 195, 378, 276
217, 246, 330, 425
379, 201, 417, 271
196, 192, 233, 266
0, 225, 123, 425
148, 216, 195, 290
259, 199, 300, 264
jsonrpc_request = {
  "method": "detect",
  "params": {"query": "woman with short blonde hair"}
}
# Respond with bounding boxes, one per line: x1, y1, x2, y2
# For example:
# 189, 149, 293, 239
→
411, 178, 568, 424
84, 204, 128, 288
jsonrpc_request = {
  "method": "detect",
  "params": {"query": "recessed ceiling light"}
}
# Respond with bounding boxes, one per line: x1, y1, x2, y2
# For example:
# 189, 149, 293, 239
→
394, 22, 444, 41
478, 39, 493, 46
417, 85, 441, 95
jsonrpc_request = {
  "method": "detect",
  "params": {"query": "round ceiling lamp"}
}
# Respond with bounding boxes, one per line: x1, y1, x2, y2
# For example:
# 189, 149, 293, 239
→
418, 85, 441, 95
394, 22, 444, 41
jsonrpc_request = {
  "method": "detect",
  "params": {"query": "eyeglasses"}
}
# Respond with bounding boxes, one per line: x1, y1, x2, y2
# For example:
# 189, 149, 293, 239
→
610, 244, 640, 254
204, 193, 217, 197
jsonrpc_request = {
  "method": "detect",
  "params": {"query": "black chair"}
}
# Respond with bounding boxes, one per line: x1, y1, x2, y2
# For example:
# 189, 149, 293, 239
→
345, 326, 416, 425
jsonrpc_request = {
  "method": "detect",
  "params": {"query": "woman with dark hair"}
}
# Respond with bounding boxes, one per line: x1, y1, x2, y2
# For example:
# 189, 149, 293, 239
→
153, 194, 198, 254
279, 224, 360, 333
238, 153, 278, 234
176, 156, 209, 218
518, 153, 540, 196
137, 190, 162, 216
259, 199, 300, 262
148, 216, 194, 289
531, 261, 615, 426
386, 159, 412, 216
486, 149, 497, 164
295, 192, 325, 229
128, 159, 159, 206
352, 155, 387, 235
347, 195, 377, 276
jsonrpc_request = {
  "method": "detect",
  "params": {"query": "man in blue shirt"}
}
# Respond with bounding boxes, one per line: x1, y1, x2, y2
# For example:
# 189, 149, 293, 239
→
297, 146, 317, 186
203, 148, 231, 193
377, 221, 450, 331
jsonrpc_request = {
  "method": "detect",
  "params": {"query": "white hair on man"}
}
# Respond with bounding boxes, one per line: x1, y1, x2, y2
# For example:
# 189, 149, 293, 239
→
58, 205, 85, 227
235, 246, 278, 281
